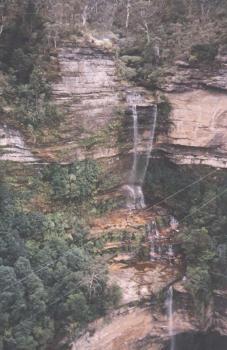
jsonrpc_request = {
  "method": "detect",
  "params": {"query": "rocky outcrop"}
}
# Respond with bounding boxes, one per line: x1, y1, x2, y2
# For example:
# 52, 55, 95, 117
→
158, 55, 227, 167
161, 53, 227, 92
109, 261, 179, 305
0, 37, 156, 173
89, 206, 182, 303
1, 37, 227, 172
161, 90, 227, 168
166, 90, 227, 150
1, 34, 227, 350
48, 42, 155, 170
1, 39, 126, 164
0, 126, 37, 162
72, 284, 227, 350
45, 42, 124, 162
72, 304, 196, 350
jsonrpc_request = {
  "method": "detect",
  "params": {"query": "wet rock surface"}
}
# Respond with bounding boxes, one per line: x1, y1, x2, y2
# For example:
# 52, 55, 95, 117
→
72, 282, 227, 350
71, 302, 197, 350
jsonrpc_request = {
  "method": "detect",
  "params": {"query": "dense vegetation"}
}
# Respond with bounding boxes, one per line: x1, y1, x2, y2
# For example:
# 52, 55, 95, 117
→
0, 0, 60, 134
145, 158, 227, 311
43, 161, 100, 203
1, 0, 227, 132
1, 0, 227, 347
0, 164, 120, 350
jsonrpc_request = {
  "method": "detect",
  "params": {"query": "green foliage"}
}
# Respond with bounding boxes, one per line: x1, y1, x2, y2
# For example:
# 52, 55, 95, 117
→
96, 197, 119, 215
105, 284, 122, 309
156, 96, 172, 135
0, 0, 61, 131
0, 174, 121, 350
179, 227, 215, 309
115, 0, 227, 88
4, 67, 61, 129
121, 55, 143, 66
13, 211, 46, 240
165, 0, 187, 23
185, 265, 212, 309
43, 160, 101, 203
190, 43, 218, 64
0, 0, 45, 83
180, 227, 215, 265
145, 160, 227, 308
118, 61, 138, 81
145, 69, 163, 90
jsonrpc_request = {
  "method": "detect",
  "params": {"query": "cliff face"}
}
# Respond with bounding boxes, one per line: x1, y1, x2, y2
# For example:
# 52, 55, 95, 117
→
2, 39, 227, 171
0, 126, 36, 162
0, 39, 124, 164
72, 305, 195, 350
50, 43, 122, 162
72, 286, 227, 350
48, 39, 156, 172
1, 34, 227, 350
159, 55, 227, 167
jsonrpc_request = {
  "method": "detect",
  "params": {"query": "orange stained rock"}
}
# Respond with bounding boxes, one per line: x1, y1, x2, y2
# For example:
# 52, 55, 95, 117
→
90, 208, 155, 236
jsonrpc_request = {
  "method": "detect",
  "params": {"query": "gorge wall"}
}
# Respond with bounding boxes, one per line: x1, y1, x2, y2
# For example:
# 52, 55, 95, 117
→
159, 53, 227, 168
1, 33, 227, 350
2, 2, 227, 350
2, 38, 227, 172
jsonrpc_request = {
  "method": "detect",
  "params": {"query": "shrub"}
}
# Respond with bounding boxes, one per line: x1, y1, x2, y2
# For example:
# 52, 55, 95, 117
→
44, 160, 101, 203
190, 43, 218, 64
157, 96, 173, 135
4, 67, 61, 129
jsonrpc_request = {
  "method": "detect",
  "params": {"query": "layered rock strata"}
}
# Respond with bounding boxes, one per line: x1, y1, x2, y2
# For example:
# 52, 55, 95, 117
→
0, 126, 37, 162
159, 55, 227, 167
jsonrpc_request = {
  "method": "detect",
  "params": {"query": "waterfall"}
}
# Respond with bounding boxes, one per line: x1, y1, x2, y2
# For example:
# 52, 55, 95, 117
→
166, 286, 175, 350
147, 221, 156, 260
140, 104, 158, 184
130, 101, 139, 184
168, 245, 174, 263
170, 216, 179, 231
168, 245, 174, 256
147, 219, 177, 263
123, 184, 145, 210
124, 93, 157, 210
149, 220, 160, 260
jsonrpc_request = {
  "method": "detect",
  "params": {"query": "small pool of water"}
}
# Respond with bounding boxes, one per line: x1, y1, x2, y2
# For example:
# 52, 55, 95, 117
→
164, 332, 227, 350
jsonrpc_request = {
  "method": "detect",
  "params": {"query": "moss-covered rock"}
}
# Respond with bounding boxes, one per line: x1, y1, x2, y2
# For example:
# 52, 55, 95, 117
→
121, 55, 143, 65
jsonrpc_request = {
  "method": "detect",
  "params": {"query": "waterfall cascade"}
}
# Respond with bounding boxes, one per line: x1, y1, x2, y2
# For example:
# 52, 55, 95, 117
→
124, 93, 157, 210
123, 184, 146, 210
170, 216, 179, 231
147, 218, 177, 262
166, 286, 175, 350
147, 220, 159, 260
140, 104, 157, 184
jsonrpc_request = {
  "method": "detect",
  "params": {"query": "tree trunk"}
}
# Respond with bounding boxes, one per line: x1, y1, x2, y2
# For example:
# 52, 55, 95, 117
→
82, 4, 88, 27
126, 0, 131, 29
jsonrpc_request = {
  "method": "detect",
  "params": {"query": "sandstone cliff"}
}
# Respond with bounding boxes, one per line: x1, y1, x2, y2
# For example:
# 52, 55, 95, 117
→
159, 53, 227, 168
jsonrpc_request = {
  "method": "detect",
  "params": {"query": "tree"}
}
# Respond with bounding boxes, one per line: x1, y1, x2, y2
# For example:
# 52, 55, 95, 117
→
44, 160, 100, 203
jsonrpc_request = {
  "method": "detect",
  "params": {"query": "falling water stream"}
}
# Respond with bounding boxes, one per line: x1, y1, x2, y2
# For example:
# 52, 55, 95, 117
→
140, 104, 158, 184
124, 94, 177, 348
124, 93, 157, 210
130, 101, 139, 184
166, 286, 175, 350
